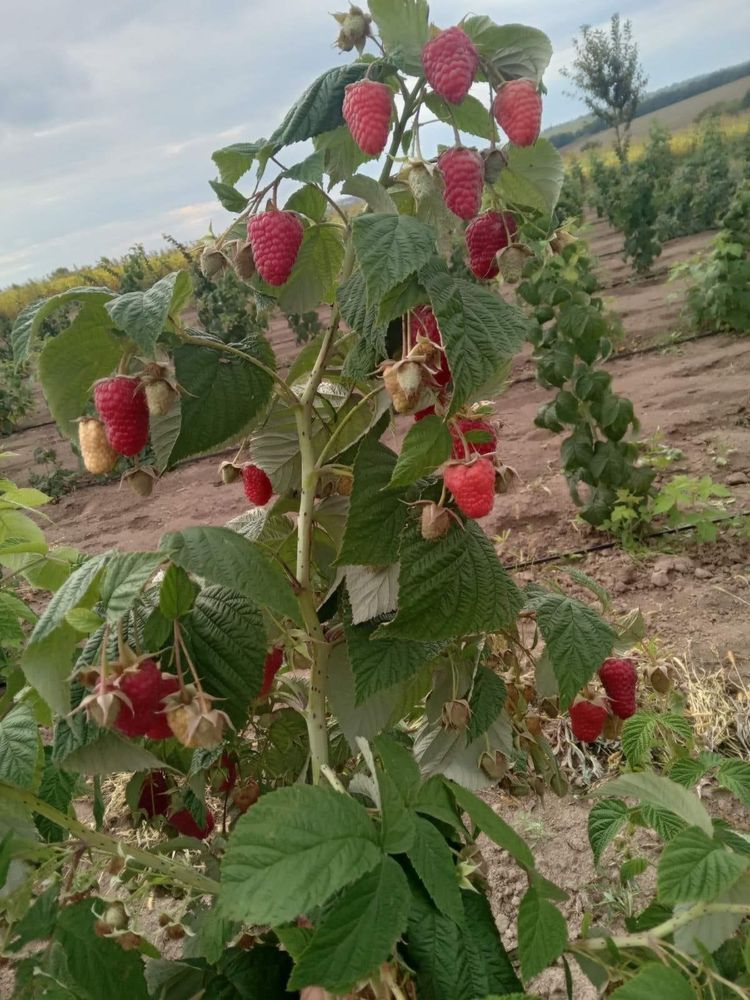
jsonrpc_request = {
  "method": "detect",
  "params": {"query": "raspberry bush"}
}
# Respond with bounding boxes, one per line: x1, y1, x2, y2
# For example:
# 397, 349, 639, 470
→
3, 4, 749, 998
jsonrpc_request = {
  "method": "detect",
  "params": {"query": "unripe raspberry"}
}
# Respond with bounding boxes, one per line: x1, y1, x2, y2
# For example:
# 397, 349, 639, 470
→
247, 210, 303, 286
342, 79, 393, 156
333, 5, 372, 53
93, 376, 149, 457
122, 467, 156, 498
78, 418, 118, 475
443, 458, 496, 518
493, 80, 542, 147
441, 698, 471, 731
498, 244, 533, 283
465, 211, 517, 279
421, 502, 452, 540
200, 246, 229, 279
437, 147, 484, 219
242, 464, 273, 506
422, 27, 478, 105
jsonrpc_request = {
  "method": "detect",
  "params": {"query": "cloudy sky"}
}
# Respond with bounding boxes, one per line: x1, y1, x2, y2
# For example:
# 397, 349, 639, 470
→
1, 0, 748, 287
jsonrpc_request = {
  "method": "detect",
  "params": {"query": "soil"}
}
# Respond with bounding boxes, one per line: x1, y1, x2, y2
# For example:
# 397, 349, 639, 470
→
3, 219, 749, 998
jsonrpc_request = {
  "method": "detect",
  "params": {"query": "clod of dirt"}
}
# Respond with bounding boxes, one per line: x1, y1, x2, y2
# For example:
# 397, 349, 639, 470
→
651, 569, 671, 588
672, 556, 693, 573
726, 470, 749, 485
694, 566, 713, 580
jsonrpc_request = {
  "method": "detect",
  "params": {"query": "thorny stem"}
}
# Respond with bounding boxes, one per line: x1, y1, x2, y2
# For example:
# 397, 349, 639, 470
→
0, 782, 220, 896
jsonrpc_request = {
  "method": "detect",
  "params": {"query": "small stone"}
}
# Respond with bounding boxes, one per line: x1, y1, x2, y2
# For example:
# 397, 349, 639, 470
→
694, 567, 713, 580
613, 581, 627, 595
673, 556, 693, 574
726, 471, 749, 486
651, 570, 670, 588
654, 556, 675, 573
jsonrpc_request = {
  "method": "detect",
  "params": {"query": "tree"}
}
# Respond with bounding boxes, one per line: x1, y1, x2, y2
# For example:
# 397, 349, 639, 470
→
562, 13, 648, 162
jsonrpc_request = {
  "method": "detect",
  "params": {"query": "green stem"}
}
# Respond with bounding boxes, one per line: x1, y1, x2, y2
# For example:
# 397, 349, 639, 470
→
0, 782, 220, 896
379, 79, 425, 187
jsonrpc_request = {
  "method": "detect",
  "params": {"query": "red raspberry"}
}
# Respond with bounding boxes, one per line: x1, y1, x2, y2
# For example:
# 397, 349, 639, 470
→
408, 306, 451, 387
168, 807, 215, 840
422, 27, 478, 105
93, 376, 149, 457
493, 80, 542, 147
259, 647, 283, 698
599, 658, 637, 719
215, 751, 239, 793
144, 674, 180, 740
247, 210, 303, 286
137, 771, 171, 819
242, 464, 273, 506
114, 659, 162, 737
465, 211, 517, 279
443, 458, 496, 518
450, 418, 497, 460
569, 698, 609, 742
414, 405, 437, 422
342, 79, 393, 156
437, 147, 484, 220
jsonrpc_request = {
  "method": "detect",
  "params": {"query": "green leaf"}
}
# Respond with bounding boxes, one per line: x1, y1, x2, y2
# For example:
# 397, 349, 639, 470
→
449, 782, 534, 870
59, 730, 165, 775
588, 799, 629, 865
412, 775, 462, 829
271, 63, 375, 147
373, 734, 421, 800
0, 704, 40, 790
352, 213, 436, 306
181, 585, 267, 726
381, 520, 524, 642
37, 304, 122, 437
420, 261, 527, 414
609, 962, 696, 999
106, 272, 192, 355
209, 178, 249, 212
337, 269, 388, 377
220, 785, 381, 926
620, 857, 648, 883
517, 886, 567, 981
377, 769, 416, 854
279, 224, 345, 314
717, 758, 750, 807
35, 750, 76, 843
378, 274, 428, 324
673, 873, 750, 956
639, 804, 687, 842
462, 18, 553, 83
29, 552, 108, 645
212, 139, 271, 186
161, 526, 300, 624
11, 286, 115, 365
345, 563, 399, 624
467, 667, 507, 744
497, 140, 564, 215
314, 125, 375, 187
389, 416, 452, 488
65, 607, 103, 634
6, 885, 59, 952
657, 825, 748, 904
289, 856, 411, 992
594, 773, 712, 835
407, 815, 464, 922
621, 713, 658, 768
345, 615, 441, 705
99, 551, 163, 623
285, 183, 328, 222
159, 564, 199, 620
283, 149, 327, 184
532, 593, 614, 710
338, 436, 408, 565
342, 174, 397, 214
167, 334, 274, 465
218, 944, 295, 998
424, 92, 496, 141
368, 0, 429, 75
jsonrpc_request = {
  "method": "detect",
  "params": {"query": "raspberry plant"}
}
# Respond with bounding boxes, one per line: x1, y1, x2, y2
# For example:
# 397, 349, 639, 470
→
3, 5, 749, 997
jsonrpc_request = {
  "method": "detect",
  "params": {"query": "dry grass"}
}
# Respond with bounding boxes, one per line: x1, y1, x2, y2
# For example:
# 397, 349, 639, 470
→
675, 644, 750, 754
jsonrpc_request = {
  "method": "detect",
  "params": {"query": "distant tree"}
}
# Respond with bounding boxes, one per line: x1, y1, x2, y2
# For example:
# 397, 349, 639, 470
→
562, 14, 648, 162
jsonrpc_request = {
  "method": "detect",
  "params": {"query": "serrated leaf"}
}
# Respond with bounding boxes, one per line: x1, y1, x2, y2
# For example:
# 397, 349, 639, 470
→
532, 593, 614, 709
462, 18, 553, 83
594, 773, 712, 835
368, 0, 429, 75
161, 526, 300, 624
285, 183, 328, 222
338, 436, 408, 565
212, 139, 271, 186
209, 178, 249, 212
353, 213, 436, 306
59, 730, 165, 774
620, 857, 649, 883
34, 749, 76, 843
167, 333, 274, 465
346, 614, 440, 705
377, 769, 416, 853
315, 125, 375, 187
64, 607, 103, 634
381, 519, 524, 642
389, 416, 452, 488
106, 271, 192, 355
673, 873, 750, 956
497, 140, 564, 215
271, 63, 375, 147
99, 551, 163, 623
37, 304, 122, 437
338, 269, 388, 377
407, 815, 463, 922
181, 585, 266, 726
289, 856, 411, 992
373, 734, 421, 800
0, 704, 40, 790
159, 564, 199, 620
218, 944, 296, 998
609, 961, 696, 999
11, 287, 115, 365
620, 713, 657, 767
345, 563, 399, 624
425, 92, 496, 141
657, 825, 748, 903
449, 782, 534, 870
517, 886, 567, 980
668, 757, 709, 789
640, 803, 687, 842
717, 758, 750, 807
342, 174, 397, 214
279, 224, 345, 314
466, 667, 507, 744
588, 799, 628, 865
220, 785, 381, 925
420, 261, 527, 414
284, 149, 327, 184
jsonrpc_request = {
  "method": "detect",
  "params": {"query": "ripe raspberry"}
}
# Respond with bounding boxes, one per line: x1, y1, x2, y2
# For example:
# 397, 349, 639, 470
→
450, 418, 497, 460
599, 658, 637, 719
78, 418, 118, 475
437, 147, 484, 220
114, 660, 162, 738
94, 376, 149, 457
422, 27, 478, 105
247, 209, 303, 286
408, 306, 451, 387
465, 211, 517, 279
342, 79, 393, 156
414, 405, 436, 422
214, 751, 239, 793
242, 464, 273, 506
493, 80, 542, 147
259, 647, 283, 698
144, 674, 180, 740
443, 459, 496, 518
168, 807, 215, 840
137, 771, 171, 819
569, 698, 608, 742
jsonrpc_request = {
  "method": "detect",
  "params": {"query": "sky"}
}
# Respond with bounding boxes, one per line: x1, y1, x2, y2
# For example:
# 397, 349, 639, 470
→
1, 0, 749, 287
